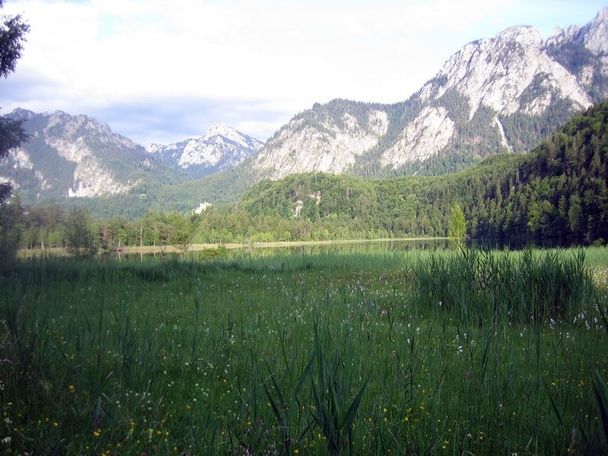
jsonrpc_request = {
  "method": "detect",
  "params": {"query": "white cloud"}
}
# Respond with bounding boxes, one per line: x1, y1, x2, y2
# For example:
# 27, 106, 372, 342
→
2, 0, 605, 143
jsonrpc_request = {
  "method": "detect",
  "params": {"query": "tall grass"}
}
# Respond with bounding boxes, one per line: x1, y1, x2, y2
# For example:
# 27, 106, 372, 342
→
412, 249, 595, 325
0, 248, 607, 454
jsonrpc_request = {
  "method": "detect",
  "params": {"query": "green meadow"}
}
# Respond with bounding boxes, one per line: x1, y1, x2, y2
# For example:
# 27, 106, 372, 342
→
1, 247, 608, 454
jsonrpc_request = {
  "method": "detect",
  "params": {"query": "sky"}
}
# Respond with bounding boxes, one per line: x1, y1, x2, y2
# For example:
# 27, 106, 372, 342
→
1, 0, 607, 145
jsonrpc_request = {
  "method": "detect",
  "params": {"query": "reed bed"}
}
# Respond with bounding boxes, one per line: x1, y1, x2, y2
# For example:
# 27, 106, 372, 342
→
0, 248, 607, 454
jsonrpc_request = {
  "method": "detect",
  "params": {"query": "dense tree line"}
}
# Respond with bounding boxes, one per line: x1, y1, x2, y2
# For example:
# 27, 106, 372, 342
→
10, 204, 197, 251
471, 102, 608, 246
10, 202, 398, 252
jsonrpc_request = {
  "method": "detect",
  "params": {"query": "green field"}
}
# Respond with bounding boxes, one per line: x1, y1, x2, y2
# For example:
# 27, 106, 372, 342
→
1, 247, 608, 454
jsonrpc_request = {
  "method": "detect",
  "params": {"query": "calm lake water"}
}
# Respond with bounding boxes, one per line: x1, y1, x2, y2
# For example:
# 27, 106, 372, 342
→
112, 239, 453, 261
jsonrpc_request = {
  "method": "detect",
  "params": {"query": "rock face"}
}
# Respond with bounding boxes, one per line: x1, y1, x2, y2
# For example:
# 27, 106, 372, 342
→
380, 107, 454, 167
253, 100, 390, 179
148, 123, 263, 177
0, 109, 170, 201
0, 110, 262, 204
253, 8, 608, 178
420, 26, 590, 118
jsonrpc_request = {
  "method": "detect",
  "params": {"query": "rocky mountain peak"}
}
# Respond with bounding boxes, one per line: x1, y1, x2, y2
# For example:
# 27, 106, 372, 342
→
419, 21, 591, 121
546, 7, 608, 55
585, 7, 608, 55
204, 122, 235, 138
202, 122, 263, 151
146, 123, 263, 177
495, 25, 543, 46
0, 109, 167, 201
252, 8, 607, 179
252, 98, 392, 179
41, 111, 137, 150
7, 108, 35, 121
591, 6, 608, 27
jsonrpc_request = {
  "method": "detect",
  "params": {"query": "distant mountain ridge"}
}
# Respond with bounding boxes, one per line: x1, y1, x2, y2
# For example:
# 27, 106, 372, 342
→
3, 8, 608, 214
251, 8, 608, 179
0, 108, 173, 201
0, 110, 262, 203
147, 123, 264, 177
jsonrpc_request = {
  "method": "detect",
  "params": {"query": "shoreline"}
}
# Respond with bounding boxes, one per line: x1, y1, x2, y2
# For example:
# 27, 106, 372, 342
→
17, 237, 449, 257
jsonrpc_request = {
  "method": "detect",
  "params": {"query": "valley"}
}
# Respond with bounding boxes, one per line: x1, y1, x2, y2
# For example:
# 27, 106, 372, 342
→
1, 3, 608, 455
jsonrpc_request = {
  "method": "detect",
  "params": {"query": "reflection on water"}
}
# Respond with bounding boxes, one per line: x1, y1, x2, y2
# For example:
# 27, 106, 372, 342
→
245, 239, 451, 256
110, 239, 452, 261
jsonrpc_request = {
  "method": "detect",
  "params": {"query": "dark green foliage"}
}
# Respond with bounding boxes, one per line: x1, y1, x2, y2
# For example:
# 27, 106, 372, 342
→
594, 371, 608, 444
481, 102, 608, 246
0, 0, 29, 78
412, 249, 594, 325
0, 194, 23, 267
499, 97, 579, 153
65, 207, 97, 257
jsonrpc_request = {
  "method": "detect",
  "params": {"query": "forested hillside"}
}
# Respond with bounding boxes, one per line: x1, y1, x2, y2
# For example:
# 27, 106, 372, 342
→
472, 102, 608, 245
239, 102, 608, 246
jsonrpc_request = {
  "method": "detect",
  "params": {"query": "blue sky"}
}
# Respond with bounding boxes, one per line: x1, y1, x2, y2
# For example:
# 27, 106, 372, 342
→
1, 0, 606, 145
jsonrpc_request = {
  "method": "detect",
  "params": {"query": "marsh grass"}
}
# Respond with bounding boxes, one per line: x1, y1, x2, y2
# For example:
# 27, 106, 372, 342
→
412, 248, 595, 325
0, 248, 607, 454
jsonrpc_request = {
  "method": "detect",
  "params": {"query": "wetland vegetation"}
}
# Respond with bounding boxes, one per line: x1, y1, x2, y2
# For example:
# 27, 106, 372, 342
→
1, 247, 607, 454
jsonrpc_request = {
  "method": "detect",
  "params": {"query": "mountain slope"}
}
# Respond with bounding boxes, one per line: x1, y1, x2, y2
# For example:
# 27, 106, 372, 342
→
251, 8, 608, 179
0, 109, 183, 202
238, 101, 608, 246
148, 123, 263, 178
0, 111, 263, 204
252, 100, 403, 179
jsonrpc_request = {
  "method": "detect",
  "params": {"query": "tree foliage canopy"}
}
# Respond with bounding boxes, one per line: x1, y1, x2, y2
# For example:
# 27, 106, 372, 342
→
0, 0, 29, 79
448, 203, 466, 244
0, 1, 29, 264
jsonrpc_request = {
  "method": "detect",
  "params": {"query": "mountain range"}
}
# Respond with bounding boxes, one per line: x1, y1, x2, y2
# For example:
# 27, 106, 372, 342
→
252, 8, 608, 179
0, 108, 174, 201
147, 123, 263, 177
0, 110, 263, 203
1, 8, 608, 215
